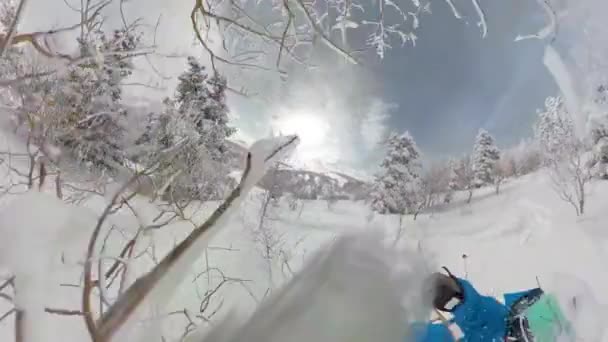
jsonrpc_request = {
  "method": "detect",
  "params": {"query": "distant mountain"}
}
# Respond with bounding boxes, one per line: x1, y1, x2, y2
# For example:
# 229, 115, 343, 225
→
226, 140, 370, 201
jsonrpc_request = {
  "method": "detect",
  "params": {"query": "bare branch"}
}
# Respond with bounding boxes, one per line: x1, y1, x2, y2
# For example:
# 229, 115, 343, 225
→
45, 308, 85, 316
470, 0, 487, 38
0, 308, 15, 323
82, 173, 143, 339
0, 0, 28, 57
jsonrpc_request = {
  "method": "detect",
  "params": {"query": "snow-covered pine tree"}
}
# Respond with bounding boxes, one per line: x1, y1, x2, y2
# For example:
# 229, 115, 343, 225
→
136, 57, 236, 201
370, 132, 423, 215
534, 96, 576, 163
472, 129, 500, 187
176, 56, 235, 162
54, 26, 140, 170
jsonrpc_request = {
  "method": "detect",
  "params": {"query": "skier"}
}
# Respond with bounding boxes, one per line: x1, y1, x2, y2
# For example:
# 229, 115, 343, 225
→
410, 268, 569, 342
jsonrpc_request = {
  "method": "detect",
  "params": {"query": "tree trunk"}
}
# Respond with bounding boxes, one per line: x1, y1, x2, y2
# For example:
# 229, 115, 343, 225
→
298, 201, 305, 218
393, 215, 404, 246
55, 171, 63, 199
495, 181, 500, 195
578, 178, 585, 216
466, 189, 473, 204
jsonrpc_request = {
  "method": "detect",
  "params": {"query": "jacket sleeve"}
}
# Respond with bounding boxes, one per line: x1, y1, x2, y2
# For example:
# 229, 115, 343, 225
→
450, 279, 508, 342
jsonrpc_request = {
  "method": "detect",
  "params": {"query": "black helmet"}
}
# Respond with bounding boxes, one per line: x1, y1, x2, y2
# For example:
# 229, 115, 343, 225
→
423, 267, 464, 312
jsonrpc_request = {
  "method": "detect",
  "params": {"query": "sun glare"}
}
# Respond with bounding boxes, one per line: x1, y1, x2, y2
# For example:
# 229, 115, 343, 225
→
273, 112, 331, 163
274, 112, 329, 148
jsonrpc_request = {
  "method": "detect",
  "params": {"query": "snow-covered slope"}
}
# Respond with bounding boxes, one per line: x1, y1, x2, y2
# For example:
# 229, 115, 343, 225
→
1, 141, 608, 340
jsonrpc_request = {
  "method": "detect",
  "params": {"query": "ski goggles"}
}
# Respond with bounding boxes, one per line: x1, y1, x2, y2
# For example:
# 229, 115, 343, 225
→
442, 296, 462, 311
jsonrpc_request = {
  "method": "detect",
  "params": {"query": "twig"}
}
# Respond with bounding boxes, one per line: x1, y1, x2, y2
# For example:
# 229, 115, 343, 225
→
0, 276, 14, 293
45, 308, 85, 316
0, 308, 15, 323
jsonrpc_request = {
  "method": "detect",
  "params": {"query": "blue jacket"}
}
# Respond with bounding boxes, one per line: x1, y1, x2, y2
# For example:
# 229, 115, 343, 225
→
411, 278, 509, 342
451, 279, 508, 341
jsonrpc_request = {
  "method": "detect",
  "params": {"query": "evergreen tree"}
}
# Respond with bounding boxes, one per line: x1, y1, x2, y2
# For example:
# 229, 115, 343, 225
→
54, 27, 140, 170
136, 57, 236, 201
175, 56, 235, 162
472, 129, 500, 186
370, 132, 423, 215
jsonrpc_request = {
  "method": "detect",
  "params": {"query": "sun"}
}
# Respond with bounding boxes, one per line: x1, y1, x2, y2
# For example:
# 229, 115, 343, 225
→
273, 112, 330, 148
273, 112, 331, 161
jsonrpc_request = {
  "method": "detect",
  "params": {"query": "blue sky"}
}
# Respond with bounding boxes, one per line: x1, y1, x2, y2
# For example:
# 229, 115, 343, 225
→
373, 0, 557, 159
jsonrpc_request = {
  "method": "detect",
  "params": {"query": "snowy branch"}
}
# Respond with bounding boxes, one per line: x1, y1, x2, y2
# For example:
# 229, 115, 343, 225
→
514, 0, 557, 42
444, 0, 462, 19
471, 0, 487, 38
293, 0, 357, 64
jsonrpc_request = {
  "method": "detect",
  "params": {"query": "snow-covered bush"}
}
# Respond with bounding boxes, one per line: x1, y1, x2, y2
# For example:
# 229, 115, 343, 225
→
535, 96, 591, 216
8, 20, 142, 173
449, 155, 475, 204
420, 161, 451, 210
586, 91, 608, 179
502, 139, 542, 177
493, 156, 516, 194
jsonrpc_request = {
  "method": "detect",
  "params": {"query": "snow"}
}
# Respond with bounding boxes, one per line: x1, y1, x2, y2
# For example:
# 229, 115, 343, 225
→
201, 231, 431, 342
0, 191, 98, 342
0, 191, 97, 274
2, 133, 608, 340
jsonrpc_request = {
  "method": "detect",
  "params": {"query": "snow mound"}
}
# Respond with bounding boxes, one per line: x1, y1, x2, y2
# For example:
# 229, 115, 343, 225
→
0, 191, 97, 274
200, 230, 432, 342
